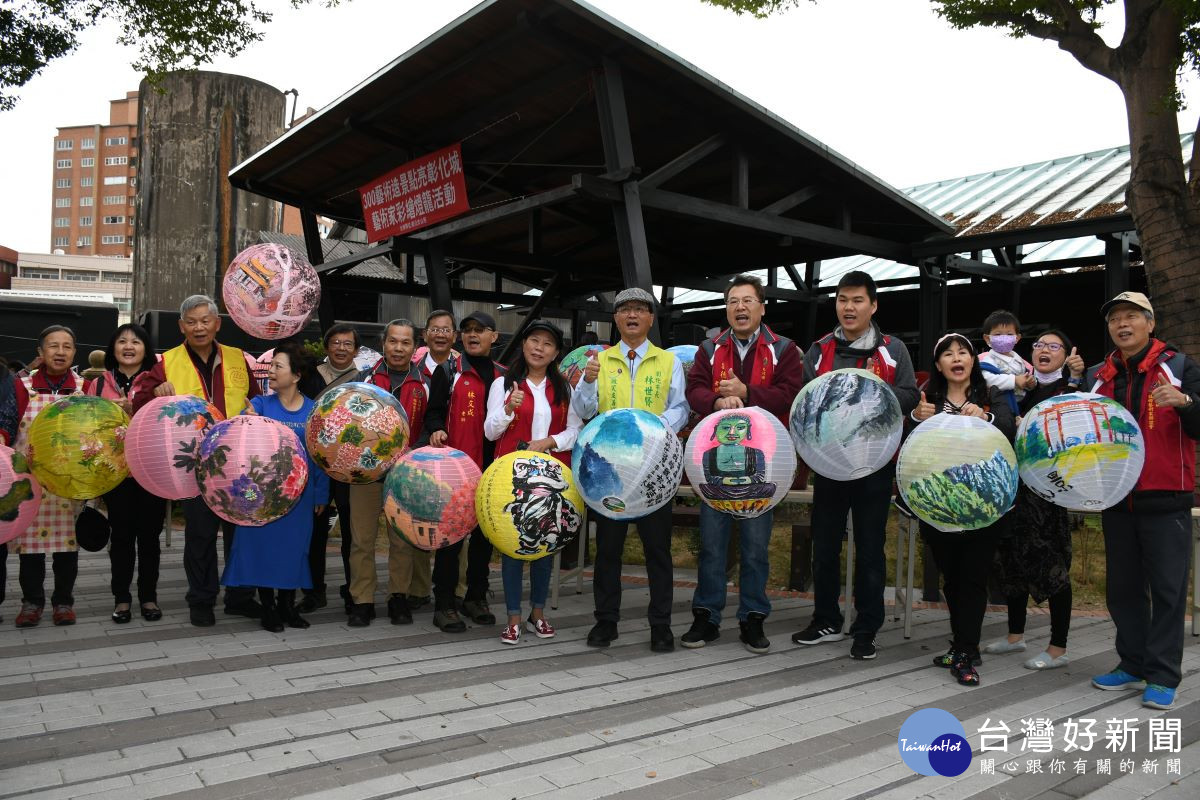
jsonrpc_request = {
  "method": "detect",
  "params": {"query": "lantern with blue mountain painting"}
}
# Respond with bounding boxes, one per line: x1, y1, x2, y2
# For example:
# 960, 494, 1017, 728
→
572, 408, 683, 519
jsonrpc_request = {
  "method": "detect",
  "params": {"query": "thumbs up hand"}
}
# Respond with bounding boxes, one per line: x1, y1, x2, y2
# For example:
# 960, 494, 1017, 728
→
505, 387, 526, 415
1065, 346, 1085, 379
583, 353, 600, 384
913, 391, 937, 421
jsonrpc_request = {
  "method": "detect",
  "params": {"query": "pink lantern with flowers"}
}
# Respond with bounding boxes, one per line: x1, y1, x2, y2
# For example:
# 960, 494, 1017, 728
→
383, 446, 482, 550
126, 395, 224, 500
194, 416, 308, 526
222, 243, 321, 340
0, 444, 41, 545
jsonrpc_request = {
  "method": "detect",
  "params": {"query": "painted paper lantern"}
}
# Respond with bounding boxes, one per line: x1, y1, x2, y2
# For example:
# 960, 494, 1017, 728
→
354, 347, 382, 371
28, 395, 129, 499
383, 446, 481, 550
126, 395, 224, 500
1015, 392, 1144, 511
476, 450, 584, 561
195, 416, 308, 526
252, 349, 274, 395
789, 368, 903, 481
683, 407, 796, 518
897, 414, 1019, 532
221, 242, 321, 340
559, 344, 610, 389
572, 408, 684, 519
666, 344, 698, 376
0, 444, 41, 545
306, 382, 410, 483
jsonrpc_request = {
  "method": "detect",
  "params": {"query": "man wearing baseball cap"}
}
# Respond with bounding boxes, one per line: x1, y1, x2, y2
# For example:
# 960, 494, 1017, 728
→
1087, 291, 1200, 710
572, 287, 690, 652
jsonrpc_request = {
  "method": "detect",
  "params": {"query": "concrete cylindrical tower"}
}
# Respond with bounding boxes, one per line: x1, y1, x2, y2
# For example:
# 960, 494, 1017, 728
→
133, 71, 285, 317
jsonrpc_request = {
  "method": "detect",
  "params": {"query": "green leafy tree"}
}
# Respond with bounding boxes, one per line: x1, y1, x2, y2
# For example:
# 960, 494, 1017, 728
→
0, 0, 343, 111
703, 0, 1200, 357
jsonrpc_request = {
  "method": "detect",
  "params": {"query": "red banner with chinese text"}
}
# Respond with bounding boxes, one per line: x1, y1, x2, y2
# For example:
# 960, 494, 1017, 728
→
358, 143, 469, 242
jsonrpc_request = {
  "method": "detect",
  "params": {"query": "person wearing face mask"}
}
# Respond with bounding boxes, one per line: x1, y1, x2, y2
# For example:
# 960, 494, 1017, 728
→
985, 330, 1085, 670
977, 310, 1035, 418
85, 324, 167, 623
910, 333, 1015, 687
423, 311, 506, 633
11, 326, 85, 628
346, 319, 430, 628
1087, 292, 1200, 711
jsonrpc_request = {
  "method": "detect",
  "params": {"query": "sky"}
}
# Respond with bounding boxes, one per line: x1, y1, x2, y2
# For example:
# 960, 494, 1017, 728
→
1, 0, 1195, 254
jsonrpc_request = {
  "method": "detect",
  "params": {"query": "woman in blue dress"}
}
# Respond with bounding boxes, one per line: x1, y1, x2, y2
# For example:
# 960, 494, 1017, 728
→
223, 341, 329, 633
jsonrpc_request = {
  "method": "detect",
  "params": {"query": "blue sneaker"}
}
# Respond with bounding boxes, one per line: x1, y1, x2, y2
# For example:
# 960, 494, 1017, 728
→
1092, 669, 1146, 691
1142, 684, 1176, 710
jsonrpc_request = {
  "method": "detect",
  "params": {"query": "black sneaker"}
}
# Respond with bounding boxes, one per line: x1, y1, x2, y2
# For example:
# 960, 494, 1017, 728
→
850, 633, 877, 660
791, 621, 845, 646
346, 603, 372, 627
680, 609, 719, 649
738, 613, 770, 655
950, 649, 981, 687
224, 598, 264, 619
297, 590, 327, 613
387, 594, 412, 625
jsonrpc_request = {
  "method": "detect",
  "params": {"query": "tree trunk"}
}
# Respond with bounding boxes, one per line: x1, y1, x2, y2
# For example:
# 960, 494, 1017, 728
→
1116, 6, 1200, 357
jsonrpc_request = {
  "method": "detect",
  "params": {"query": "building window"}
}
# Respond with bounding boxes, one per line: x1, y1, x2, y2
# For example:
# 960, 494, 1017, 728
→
62, 269, 98, 282
22, 268, 60, 279
53, 217, 69, 227
55, 178, 71, 189
81, 157, 94, 167
102, 215, 125, 225
105, 136, 127, 146
80, 138, 95, 149
103, 156, 128, 166
103, 195, 125, 205
101, 235, 125, 244
80, 196, 93, 207
52, 237, 69, 248
80, 177, 93, 187
103, 176, 126, 185
102, 271, 131, 283
55, 159, 71, 169
79, 216, 92, 226
77, 236, 92, 247
56, 139, 73, 150
54, 197, 71, 208
115, 299, 131, 313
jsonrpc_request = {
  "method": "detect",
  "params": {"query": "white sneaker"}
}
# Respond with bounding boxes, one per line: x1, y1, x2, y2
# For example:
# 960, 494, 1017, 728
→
983, 638, 1027, 654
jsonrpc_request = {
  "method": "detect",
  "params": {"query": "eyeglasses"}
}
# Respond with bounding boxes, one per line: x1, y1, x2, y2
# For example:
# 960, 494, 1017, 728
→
725, 298, 761, 308
1032, 342, 1064, 352
426, 326, 453, 335
618, 306, 651, 315
328, 340, 356, 349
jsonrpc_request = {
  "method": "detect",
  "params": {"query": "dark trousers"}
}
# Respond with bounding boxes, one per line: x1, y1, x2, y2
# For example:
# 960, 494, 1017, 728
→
432, 527, 493, 610
105, 478, 167, 605
922, 522, 1002, 655
810, 464, 894, 636
19, 551, 79, 607
1008, 585, 1072, 649
592, 503, 675, 626
1102, 506, 1192, 688
182, 498, 252, 609
308, 481, 352, 597
0, 543, 6, 608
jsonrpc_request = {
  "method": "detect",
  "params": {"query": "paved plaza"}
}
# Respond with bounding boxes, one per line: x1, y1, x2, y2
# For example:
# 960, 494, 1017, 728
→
0, 537, 1198, 800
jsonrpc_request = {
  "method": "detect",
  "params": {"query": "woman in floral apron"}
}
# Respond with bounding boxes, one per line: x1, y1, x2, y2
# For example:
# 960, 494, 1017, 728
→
12, 326, 85, 628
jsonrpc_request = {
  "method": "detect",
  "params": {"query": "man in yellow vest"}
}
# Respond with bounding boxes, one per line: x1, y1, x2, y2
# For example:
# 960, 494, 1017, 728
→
132, 294, 259, 628
572, 287, 689, 652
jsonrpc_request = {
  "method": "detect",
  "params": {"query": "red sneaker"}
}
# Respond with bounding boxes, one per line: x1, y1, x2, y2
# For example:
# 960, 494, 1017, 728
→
500, 623, 520, 645
525, 616, 556, 639
15, 603, 42, 628
52, 605, 76, 626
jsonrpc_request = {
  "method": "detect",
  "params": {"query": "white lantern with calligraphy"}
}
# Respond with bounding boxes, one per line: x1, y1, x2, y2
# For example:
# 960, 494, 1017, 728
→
572, 408, 683, 519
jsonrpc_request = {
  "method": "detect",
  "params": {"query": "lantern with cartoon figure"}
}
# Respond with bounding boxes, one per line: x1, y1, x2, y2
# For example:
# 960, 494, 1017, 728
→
476, 450, 585, 561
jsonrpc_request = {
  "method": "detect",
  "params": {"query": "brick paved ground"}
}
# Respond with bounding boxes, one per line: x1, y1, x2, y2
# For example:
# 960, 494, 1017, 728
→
0, 536, 1197, 799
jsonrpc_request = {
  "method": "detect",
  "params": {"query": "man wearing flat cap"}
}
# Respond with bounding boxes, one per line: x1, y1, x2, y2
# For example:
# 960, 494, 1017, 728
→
573, 287, 690, 652
423, 310, 506, 633
1087, 291, 1200, 711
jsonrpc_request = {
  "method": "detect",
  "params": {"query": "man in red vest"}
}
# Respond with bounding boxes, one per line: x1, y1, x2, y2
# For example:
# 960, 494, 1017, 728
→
1087, 292, 1200, 711
792, 271, 918, 660
683, 274, 803, 654
423, 311, 505, 633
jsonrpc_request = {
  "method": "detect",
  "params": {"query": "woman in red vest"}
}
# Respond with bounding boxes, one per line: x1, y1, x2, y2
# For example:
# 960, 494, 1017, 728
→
484, 321, 582, 645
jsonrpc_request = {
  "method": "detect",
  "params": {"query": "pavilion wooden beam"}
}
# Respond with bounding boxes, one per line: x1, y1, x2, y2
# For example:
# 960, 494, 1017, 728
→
761, 186, 821, 215
943, 255, 1029, 283
638, 134, 725, 190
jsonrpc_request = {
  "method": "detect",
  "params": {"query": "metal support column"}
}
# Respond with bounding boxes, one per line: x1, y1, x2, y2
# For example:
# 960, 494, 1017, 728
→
804, 260, 822, 346
917, 258, 947, 364
301, 209, 334, 331
1104, 232, 1131, 299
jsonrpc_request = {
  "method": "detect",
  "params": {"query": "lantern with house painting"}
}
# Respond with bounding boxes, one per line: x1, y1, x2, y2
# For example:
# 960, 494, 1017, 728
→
0, 444, 41, 545
1015, 392, 1144, 511
383, 446, 481, 550
476, 450, 584, 561
305, 382, 410, 483
195, 416, 308, 526
683, 407, 795, 518
27, 395, 129, 499
222, 243, 321, 340
789, 368, 903, 481
559, 344, 610, 389
572, 408, 683, 519
897, 414, 1019, 533
126, 395, 224, 500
